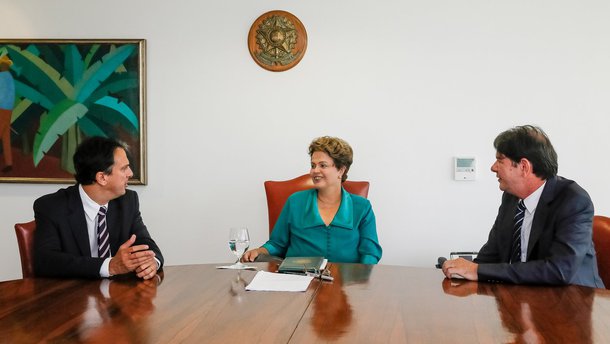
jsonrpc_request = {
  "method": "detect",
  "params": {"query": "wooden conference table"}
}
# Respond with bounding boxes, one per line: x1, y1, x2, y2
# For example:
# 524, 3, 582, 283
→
2, 263, 610, 343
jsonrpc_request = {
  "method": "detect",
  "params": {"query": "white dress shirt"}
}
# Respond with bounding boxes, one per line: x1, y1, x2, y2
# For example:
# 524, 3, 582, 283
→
78, 185, 112, 277
519, 181, 546, 262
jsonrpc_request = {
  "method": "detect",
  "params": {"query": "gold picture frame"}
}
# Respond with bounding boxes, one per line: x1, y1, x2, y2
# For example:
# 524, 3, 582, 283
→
0, 39, 147, 184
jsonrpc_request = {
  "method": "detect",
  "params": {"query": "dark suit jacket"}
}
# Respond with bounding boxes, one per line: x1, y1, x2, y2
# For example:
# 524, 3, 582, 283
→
475, 176, 604, 288
33, 184, 164, 278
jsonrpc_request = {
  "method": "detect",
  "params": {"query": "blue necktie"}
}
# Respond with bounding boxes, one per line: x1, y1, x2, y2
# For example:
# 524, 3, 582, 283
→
511, 200, 526, 263
97, 206, 110, 258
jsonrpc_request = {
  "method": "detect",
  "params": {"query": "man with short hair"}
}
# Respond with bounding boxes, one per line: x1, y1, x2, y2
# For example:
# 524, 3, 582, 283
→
442, 125, 604, 288
34, 136, 163, 279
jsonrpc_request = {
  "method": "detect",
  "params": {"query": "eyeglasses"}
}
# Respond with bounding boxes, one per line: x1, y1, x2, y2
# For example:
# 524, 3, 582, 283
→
304, 265, 334, 281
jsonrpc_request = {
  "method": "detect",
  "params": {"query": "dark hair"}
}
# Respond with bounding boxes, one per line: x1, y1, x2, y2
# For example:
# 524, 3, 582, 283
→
308, 136, 353, 183
73, 137, 128, 185
493, 125, 558, 179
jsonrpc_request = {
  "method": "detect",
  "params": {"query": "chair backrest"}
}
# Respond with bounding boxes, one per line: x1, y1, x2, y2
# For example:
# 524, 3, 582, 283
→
264, 174, 370, 234
593, 215, 610, 288
14, 220, 37, 278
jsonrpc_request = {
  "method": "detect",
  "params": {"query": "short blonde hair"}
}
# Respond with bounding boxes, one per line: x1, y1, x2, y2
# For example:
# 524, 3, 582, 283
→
308, 136, 353, 182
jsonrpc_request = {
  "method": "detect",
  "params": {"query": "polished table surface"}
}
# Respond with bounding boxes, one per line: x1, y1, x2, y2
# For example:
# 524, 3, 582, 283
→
2, 263, 610, 343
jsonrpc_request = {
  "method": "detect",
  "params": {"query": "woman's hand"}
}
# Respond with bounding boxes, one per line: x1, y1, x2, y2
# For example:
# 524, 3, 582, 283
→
242, 247, 269, 262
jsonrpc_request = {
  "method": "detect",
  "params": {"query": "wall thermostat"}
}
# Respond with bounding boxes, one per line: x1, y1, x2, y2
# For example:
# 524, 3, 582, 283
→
454, 157, 476, 181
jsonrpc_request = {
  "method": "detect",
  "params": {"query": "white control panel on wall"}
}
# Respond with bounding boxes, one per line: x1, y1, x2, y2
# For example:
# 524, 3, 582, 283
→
454, 157, 476, 181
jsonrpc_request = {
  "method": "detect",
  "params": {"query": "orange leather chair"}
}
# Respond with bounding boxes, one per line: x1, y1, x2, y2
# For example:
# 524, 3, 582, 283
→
14, 220, 37, 278
593, 215, 610, 288
264, 174, 369, 234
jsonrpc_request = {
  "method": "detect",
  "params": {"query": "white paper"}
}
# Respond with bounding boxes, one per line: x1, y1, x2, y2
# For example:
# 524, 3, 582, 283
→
245, 271, 314, 292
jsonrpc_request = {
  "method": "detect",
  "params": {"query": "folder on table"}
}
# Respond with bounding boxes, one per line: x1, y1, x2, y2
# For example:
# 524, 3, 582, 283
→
278, 256, 327, 274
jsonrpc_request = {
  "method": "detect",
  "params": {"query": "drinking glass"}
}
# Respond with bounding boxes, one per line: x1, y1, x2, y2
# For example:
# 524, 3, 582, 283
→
228, 227, 250, 269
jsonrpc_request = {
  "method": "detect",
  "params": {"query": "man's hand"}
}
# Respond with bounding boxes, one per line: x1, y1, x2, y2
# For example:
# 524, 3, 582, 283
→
135, 256, 159, 280
109, 235, 156, 276
441, 257, 479, 281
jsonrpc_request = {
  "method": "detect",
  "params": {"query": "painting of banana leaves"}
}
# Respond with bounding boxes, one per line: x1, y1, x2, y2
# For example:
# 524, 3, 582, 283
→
0, 39, 146, 184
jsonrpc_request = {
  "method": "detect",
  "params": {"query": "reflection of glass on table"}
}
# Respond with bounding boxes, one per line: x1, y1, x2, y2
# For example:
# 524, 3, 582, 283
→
230, 271, 247, 299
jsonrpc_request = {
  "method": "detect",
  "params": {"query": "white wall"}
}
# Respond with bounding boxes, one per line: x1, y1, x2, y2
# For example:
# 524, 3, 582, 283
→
1, 0, 609, 281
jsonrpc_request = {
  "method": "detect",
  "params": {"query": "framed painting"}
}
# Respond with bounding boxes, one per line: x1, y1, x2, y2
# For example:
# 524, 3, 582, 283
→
0, 39, 146, 184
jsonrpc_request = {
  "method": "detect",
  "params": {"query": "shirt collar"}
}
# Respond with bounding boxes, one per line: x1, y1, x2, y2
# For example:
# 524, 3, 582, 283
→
79, 184, 108, 221
303, 188, 354, 229
522, 181, 546, 214
332, 188, 354, 229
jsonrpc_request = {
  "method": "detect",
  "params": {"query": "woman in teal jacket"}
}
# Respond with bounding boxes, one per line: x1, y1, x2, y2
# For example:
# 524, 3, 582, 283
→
243, 136, 382, 264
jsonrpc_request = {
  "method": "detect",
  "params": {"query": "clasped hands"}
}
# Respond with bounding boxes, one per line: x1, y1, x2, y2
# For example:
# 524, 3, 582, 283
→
109, 234, 158, 280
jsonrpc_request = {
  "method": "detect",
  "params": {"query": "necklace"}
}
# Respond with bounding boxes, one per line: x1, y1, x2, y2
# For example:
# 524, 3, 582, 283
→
317, 196, 340, 209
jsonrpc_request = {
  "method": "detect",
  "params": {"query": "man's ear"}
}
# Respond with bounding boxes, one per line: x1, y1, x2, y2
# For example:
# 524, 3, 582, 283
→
95, 171, 108, 186
520, 158, 533, 175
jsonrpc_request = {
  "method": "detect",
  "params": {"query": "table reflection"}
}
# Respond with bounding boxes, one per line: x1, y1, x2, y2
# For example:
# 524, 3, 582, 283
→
442, 278, 594, 344
229, 270, 248, 301
76, 274, 161, 343
0, 274, 161, 343
310, 264, 373, 340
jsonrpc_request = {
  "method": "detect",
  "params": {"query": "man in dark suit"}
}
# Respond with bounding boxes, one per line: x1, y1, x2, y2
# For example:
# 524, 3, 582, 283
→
442, 125, 604, 288
34, 137, 163, 279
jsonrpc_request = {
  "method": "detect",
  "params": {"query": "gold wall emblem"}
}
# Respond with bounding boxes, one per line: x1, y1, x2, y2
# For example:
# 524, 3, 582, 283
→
248, 11, 307, 72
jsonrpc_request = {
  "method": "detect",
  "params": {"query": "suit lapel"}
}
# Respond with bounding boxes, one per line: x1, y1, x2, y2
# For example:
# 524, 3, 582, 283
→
500, 196, 519, 262
107, 200, 121, 254
67, 185, 92, 257
527, 176, 557, 258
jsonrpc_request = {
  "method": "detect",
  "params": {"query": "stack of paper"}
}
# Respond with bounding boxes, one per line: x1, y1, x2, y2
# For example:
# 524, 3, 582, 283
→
245, 271, 314, 292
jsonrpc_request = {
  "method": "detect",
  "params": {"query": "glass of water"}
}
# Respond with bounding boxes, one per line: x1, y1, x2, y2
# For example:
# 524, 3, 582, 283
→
228, 227, 250, 269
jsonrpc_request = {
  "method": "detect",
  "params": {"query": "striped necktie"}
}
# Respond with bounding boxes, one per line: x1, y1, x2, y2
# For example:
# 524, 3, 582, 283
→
510, 200, 526, 263
97, 206, 110, 258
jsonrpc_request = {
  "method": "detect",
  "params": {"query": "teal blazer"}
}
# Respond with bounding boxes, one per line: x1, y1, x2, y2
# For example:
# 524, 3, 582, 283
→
262, 188, 382, 264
